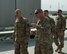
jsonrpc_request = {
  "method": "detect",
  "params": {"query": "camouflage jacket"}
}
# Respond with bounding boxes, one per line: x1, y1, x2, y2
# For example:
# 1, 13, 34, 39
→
13, 17, 30, 41
48, 16, 55, 34
36, 17, 51, 45
55, 15, 66, 32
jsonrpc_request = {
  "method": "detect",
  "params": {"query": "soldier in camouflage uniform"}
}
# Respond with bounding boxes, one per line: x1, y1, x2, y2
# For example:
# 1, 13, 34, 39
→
54, 10, 66, 53
13, 9, 30, 54
32, 9, 52, 54
44, 10, 55, 54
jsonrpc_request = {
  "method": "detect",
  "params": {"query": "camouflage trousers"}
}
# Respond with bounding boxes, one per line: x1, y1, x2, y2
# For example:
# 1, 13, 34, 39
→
54, 31, 65, 49
14, 40, 28, 54
50, 34, 54, 54
34, 40, 53, 54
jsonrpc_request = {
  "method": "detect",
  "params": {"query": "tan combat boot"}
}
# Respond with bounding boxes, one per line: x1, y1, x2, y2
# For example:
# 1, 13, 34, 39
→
55, 46, 59, 52
58, 46, 62, 53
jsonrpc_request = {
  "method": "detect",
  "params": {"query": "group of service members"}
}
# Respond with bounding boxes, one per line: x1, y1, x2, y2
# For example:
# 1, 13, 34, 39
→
13, 9, 66, 54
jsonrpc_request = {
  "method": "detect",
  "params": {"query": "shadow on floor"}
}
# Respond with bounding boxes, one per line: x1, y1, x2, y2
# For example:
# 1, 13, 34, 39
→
0, 37, 67, 53
0, 40, 14, 52
0, 38, 35, 52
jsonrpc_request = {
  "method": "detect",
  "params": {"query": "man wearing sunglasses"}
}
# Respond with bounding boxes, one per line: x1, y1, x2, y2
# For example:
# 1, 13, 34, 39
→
32, 9, 52, 54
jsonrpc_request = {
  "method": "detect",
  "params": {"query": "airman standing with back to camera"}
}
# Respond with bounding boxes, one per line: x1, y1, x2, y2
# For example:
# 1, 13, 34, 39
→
54, 9, 66, 53
44, 10, 55, 54
13, 9, 30, 54
31, 9, 52, 54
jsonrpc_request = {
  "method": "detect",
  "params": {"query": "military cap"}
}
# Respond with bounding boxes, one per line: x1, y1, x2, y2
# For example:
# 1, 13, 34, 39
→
35, 9, 43, 14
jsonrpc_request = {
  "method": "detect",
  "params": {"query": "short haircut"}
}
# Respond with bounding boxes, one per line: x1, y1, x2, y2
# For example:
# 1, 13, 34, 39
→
15, 9, 21, 13
44, 10, 49, 13
35, 9, 43, 14
57, 9, 62, 13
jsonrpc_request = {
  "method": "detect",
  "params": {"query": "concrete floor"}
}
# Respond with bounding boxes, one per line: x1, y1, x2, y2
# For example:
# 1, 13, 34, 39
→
0, 30, 67, 54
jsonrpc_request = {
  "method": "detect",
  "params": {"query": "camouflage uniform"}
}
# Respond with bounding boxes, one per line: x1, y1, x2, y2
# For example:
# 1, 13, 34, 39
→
35, 17, 52, 54
48, 16, 55, 41
13, 17, 30, 54
54, 15, 66, 52
48, 16, 55, 54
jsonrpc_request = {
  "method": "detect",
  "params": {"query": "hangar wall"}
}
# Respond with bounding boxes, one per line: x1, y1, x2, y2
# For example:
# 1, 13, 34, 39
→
0, 0, 15, 27
0, 0, 41, 27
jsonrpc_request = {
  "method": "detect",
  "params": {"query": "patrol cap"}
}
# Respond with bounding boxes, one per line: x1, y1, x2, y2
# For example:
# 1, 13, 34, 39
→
57, 9, 62, 13
35, 9, 43, 14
